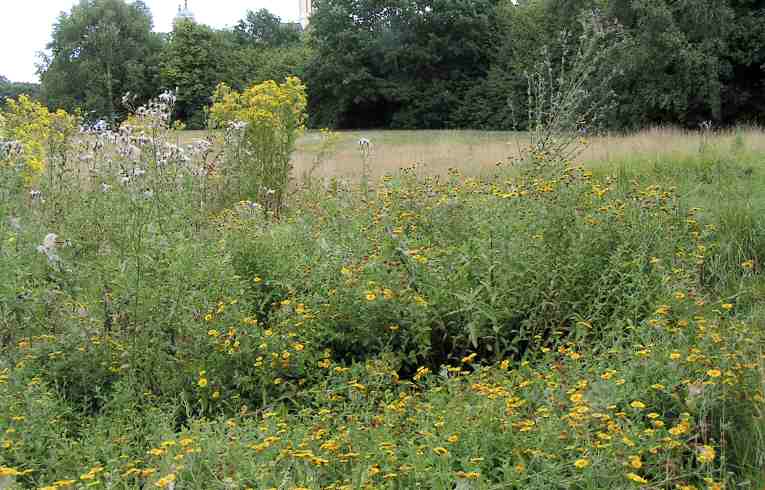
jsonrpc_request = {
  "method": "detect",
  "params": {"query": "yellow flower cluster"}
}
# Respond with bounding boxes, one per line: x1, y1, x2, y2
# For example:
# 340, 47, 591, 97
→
0, 95, 78, 183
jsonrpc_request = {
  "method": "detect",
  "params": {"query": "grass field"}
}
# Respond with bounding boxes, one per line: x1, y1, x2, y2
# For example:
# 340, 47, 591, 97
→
183, 126, 765, 181
1, 121, 765, 489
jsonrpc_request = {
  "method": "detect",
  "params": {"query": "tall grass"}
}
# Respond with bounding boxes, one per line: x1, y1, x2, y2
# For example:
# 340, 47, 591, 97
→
183, 125, 765, 182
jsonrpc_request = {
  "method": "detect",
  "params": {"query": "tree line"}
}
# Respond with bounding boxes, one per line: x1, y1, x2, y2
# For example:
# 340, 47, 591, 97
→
4, 0, 765, 130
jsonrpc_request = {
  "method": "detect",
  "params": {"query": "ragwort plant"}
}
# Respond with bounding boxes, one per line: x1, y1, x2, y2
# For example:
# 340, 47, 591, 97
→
209, 77, 307, 215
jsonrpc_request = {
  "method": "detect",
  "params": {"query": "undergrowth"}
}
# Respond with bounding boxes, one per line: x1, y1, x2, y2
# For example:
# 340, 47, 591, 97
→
0, 93, 763, 489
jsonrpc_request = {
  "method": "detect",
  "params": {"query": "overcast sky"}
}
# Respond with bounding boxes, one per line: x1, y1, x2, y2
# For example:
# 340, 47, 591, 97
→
0, 1, 300, 83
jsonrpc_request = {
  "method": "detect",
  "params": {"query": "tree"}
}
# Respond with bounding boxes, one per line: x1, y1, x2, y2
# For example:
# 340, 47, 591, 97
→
305, 0, 501, 129
160, 20, 227, 128
226, 43, 313, 92
0, 75, 43, 106
234, 9, 301, 47
718, 0, 765, 124
604, 0, 734, 127
489, 0, 740, 129
224, 9, 309, 98
39, 0, 162, 124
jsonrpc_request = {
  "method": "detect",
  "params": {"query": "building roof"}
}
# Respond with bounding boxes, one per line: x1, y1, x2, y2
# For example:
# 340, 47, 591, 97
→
174, 1, 195, 24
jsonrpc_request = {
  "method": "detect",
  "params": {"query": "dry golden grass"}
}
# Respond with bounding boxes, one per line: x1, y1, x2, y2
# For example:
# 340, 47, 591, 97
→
180, 126, 765, 180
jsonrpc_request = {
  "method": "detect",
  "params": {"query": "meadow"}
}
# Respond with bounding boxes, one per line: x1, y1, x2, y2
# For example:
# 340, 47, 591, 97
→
0, 91, 764, 490
183, 126, 765, 182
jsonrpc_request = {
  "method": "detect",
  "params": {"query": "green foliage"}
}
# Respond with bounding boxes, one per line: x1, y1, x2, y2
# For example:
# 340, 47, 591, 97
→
39, 0, 162, 125
0, 95, 80, 184
1, 84, 765, 486
303, 0, 765, 130
29, 1, 765, 130
160, 21, 227, 128
604, 0, 734, 127
227, 43, 313, 92
2, 133, 765, 487
233, 9, 302, 48
305, 0, 502, 129
0, 76, 41, 106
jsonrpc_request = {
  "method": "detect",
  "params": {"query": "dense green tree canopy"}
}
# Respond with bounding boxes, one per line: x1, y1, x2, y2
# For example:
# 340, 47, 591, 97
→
0, 76, 41, 106
306, 0, 501, 128
29, 0, 765, 130
160, 20, 228, 128
234, 9, 302, 48
39, 0, 162, 124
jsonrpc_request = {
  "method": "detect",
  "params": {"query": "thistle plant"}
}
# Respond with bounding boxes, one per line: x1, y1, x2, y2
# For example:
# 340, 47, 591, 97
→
359, 136, 372, 198
302, 128, 340, 190
521, 10, 624, 168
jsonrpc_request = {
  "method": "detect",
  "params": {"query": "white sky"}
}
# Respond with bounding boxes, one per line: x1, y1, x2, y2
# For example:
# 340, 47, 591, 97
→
0, 1, 300, 83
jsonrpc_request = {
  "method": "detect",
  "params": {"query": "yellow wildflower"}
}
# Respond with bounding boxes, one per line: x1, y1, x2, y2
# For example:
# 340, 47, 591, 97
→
697, 445, 715, 464
461, 353, 477, 364
625, 473, 649, 484
0, 467, 21, 477
570, 393, 584, 403
456, 471, 481, 479
154, 473, 176, 488
574, 458, 590, 469
703, 478, 724, 490
432, 447, 449, 456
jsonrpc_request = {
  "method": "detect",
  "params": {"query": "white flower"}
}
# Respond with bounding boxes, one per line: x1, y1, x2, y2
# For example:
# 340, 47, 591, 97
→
120, 176, 130, 185
158, 90, 176, 105
228, 121, 248, 131
93, 119, 108, 132
143, 189, 154, 199
29, 189, 42, 200
43, 233, 58, 250
37, 233, 61, 263
0, 140, 22, 159
101, 183, 112, 193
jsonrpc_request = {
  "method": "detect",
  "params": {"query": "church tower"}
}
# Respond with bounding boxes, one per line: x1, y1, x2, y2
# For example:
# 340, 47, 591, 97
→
174, 0, 195, 26
299, 0, 313, 28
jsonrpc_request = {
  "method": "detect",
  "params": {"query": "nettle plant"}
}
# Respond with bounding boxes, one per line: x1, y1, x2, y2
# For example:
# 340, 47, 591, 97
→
209, 77, 307, 216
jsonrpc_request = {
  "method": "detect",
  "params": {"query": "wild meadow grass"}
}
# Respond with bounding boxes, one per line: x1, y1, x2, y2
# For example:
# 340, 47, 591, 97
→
1, 96, 764, 489
187, 125, 765, 183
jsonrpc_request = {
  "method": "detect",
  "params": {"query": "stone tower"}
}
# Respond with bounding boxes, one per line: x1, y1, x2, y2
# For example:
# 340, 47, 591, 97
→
174, 0, 195, 26
299, 0, 313, 28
